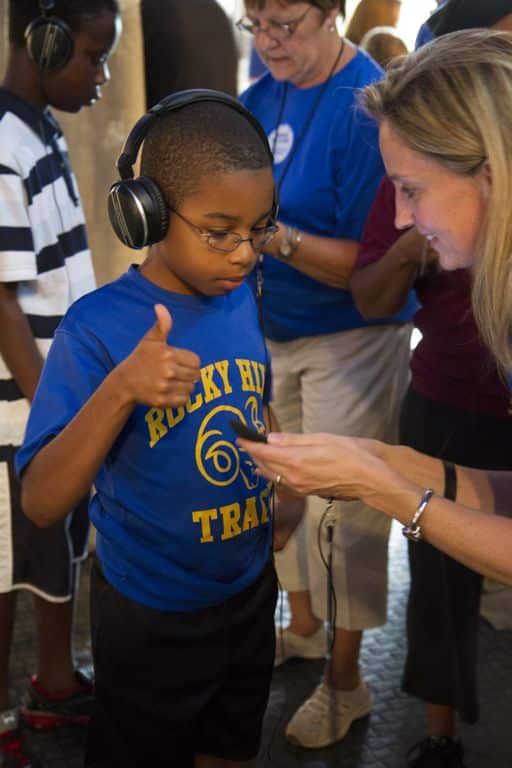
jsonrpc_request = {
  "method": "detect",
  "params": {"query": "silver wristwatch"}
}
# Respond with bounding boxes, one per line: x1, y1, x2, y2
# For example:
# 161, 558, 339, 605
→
278, 226, 302, 262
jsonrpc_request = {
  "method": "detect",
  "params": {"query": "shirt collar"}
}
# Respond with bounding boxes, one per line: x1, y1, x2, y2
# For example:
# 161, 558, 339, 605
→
0, 87, 61, 144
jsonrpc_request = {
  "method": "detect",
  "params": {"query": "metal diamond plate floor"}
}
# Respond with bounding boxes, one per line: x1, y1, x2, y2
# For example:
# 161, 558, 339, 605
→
4, 523, 512, 767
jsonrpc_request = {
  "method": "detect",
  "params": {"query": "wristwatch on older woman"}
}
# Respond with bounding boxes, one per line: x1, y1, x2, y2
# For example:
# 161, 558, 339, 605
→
278, 226, 302, 262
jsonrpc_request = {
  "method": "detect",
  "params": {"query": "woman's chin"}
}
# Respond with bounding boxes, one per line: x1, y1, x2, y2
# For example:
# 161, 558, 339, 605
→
437, 248, 473, 272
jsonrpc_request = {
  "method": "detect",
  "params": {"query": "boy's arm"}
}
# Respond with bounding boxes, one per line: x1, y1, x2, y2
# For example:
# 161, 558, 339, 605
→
0, 282, 44, 400
0, 165, 42, 399
21, 305, 201, 527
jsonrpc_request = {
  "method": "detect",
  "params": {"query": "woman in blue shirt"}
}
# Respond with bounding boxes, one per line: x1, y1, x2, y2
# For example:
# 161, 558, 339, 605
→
238, 0, 414, 750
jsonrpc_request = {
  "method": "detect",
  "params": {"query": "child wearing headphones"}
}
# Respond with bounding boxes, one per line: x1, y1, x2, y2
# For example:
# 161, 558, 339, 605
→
0, 0, 121, 760
16, 91, 280, 768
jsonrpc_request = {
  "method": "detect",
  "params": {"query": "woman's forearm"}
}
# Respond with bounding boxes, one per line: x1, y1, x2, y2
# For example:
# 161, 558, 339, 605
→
380, 444, 497, 513
239, 432, 512, 583
266, 226, 359, 289
350, 228, 423, 319
359, 462, 512, 584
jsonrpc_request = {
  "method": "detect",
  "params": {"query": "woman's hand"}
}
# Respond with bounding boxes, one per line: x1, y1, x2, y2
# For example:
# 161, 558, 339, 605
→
238, 432, 389, 501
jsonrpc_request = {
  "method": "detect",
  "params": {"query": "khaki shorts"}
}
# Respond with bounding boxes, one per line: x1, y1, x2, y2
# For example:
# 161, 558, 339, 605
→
270, 324, 411, 630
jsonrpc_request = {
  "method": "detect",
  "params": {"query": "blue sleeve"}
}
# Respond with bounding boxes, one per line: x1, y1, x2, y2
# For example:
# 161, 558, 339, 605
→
15, 327, 111, 477
331, 105, 384, 241
415, 22, 434, 49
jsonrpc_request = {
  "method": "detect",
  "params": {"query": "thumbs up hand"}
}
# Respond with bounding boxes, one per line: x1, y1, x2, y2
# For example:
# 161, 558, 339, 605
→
116, 304, 201, 407
144, 303, 174, 342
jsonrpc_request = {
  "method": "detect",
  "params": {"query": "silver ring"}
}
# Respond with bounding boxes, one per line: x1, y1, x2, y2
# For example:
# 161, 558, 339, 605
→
275, 474, 282, 487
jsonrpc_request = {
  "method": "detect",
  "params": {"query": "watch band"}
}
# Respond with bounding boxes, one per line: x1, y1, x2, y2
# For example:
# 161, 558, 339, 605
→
278, 226, 302, 262
443, 460, 457, 501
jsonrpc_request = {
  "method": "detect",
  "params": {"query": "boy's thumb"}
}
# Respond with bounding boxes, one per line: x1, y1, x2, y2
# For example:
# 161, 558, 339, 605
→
145, 304, 173, 342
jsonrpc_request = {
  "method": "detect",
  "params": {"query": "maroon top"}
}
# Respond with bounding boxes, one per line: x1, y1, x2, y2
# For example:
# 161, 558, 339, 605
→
356, 176, 511, 417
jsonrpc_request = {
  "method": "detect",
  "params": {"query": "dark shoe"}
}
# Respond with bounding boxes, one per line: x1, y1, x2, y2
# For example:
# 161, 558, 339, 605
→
407, 737, 467, 767
0, 710, 41, 767
20, 670, 94, 730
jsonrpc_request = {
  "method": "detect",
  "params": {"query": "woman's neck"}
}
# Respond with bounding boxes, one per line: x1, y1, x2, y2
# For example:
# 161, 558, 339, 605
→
293, 36, 354, 89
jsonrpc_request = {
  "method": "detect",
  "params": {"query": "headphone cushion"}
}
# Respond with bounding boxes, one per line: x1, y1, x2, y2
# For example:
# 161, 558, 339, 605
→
25, 17, 74, 72
137, 176, 169, 244
108, 177, 169, 249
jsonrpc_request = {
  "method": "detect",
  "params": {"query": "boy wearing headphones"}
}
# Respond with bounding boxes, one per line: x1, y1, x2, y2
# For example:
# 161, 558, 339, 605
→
0, 0, 120, 759
16, 92, 280, 767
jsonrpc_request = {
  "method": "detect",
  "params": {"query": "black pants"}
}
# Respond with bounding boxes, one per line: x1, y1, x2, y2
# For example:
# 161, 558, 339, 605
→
399, 385, 512, 723
85, 557, 278, 767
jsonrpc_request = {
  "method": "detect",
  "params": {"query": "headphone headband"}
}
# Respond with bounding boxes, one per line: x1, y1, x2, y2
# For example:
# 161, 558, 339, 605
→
39, 0, 56, 13
116, 89, 273, 180
108, 89, 275, 250
25, 0, 74, 72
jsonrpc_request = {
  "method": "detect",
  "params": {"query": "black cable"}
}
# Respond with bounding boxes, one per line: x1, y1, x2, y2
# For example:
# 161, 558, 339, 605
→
271, 37, 345, 195
317, 503, 337, 655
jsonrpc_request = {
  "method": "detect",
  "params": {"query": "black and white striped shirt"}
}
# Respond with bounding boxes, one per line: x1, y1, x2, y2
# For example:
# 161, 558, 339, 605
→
0, 89, 96, 447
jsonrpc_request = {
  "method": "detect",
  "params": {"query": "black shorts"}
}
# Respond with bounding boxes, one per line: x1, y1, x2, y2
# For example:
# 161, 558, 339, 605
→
399, 386, 512, 723
0, 446, 89, 600
85, 556, 278, 768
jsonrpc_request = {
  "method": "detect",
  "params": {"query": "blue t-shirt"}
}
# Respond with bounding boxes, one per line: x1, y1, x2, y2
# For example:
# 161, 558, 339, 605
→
17, 266, 273, 611
241, 50, 413, 342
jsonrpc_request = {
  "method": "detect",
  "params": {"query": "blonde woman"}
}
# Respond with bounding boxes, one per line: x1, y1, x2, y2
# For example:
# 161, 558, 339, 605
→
238, 28, 512, 755
237, 0, 413, 749
241, 27, 512, 578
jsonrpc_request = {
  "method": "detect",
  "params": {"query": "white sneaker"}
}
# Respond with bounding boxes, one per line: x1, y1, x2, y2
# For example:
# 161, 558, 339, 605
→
0, 708, 18, 735
274, 625, 326, 667
285, 678, 373, 748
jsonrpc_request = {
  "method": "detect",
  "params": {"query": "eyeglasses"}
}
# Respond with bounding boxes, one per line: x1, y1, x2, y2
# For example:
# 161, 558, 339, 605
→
236, 6, 314, 40
169, 207, 278, 254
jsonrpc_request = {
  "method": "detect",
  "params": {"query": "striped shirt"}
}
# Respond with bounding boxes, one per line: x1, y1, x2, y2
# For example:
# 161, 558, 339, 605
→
0, 89, 96, 447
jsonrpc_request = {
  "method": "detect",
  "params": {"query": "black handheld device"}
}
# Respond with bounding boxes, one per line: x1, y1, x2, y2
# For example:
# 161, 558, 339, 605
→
230, 420, 268, 443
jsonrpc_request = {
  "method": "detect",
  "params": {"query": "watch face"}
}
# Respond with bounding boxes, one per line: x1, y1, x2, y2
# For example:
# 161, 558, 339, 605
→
280, 242, 292, 257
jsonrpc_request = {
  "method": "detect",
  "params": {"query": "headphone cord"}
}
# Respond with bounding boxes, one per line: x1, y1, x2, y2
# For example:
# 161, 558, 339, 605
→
318, 498, 338, 657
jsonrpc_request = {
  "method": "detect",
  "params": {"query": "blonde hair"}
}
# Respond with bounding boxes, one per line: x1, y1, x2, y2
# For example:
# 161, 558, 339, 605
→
360, 25, 407, 67
361, 29, 512, 373
345, 0, 401, 45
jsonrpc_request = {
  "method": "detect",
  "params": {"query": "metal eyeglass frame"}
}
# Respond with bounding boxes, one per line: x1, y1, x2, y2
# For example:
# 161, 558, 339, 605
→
236, 6, 314, 39
169, 207, 278, 254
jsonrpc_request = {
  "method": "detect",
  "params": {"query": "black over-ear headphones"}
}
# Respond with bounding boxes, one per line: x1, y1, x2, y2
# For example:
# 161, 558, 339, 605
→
107, 89, 276, 250
25, 0, 74, 73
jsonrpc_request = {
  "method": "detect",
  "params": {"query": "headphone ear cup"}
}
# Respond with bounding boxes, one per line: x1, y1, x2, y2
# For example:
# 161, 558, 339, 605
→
108, 177, 169, 249
25, 16, 74, 72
